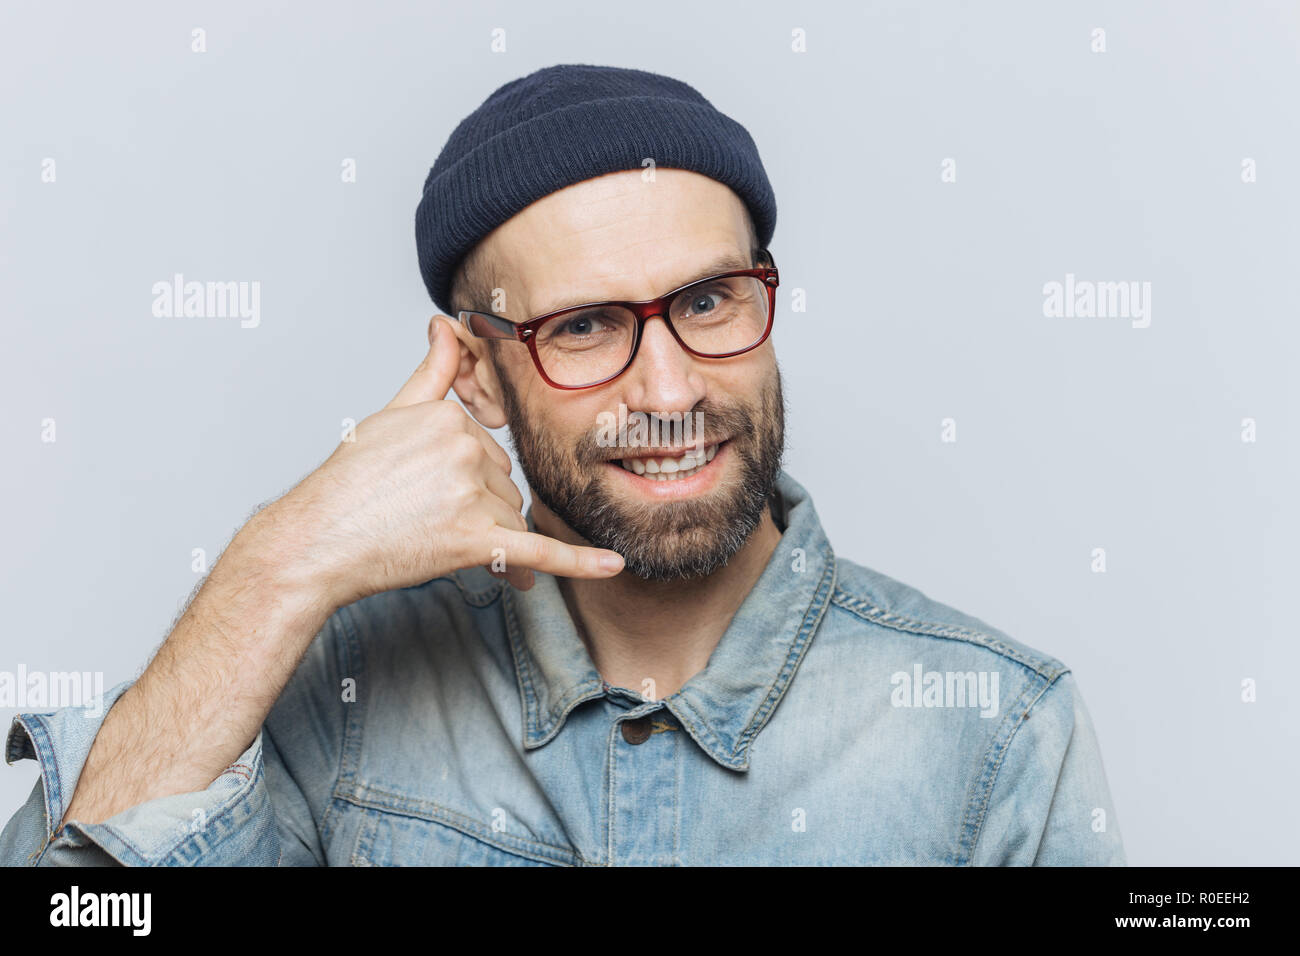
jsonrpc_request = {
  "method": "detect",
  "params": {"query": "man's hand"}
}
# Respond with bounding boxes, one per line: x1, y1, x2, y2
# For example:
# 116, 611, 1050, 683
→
264, 315, 623, 608
54, 316, 623, 833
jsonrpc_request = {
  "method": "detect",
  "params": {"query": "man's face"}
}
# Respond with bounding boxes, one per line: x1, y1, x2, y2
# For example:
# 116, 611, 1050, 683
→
471, 169, 786, 581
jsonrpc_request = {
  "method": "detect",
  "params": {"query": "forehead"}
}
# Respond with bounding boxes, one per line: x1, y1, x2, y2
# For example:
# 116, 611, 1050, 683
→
481, 168, 755, 318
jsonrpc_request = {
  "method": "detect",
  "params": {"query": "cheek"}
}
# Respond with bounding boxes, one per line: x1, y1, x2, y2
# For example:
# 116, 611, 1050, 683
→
527, 394, 612, 459
713, 351, 775, 402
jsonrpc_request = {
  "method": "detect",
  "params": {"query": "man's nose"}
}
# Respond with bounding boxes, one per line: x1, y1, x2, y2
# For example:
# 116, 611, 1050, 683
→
619, 314, 706, 414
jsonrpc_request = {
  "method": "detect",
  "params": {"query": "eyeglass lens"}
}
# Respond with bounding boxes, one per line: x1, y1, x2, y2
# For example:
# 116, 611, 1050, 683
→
532, 275, 770, 387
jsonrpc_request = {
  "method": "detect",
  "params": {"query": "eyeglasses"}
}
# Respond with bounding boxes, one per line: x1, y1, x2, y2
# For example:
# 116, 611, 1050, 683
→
458, 252, 779, 389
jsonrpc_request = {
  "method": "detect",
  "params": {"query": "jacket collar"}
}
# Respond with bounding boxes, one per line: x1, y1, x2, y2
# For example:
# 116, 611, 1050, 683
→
503, 469, 837, 771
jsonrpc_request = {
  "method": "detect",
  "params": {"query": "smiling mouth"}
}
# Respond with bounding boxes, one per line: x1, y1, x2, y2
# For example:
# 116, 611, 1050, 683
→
611, 441, 724, 481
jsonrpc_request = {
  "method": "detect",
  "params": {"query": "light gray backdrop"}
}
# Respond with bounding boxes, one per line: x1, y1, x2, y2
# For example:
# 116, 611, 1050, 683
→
2, 0, 1296, 865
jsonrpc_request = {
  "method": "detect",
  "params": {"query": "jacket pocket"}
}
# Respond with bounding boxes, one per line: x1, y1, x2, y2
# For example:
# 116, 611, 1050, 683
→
347, 805, 563, 866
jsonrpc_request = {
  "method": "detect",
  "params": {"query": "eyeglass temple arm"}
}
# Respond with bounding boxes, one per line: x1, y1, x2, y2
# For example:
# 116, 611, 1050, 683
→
458, 310, 522, 340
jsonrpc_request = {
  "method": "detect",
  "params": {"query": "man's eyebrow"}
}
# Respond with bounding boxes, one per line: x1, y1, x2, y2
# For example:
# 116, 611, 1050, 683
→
530, 251, 754, 317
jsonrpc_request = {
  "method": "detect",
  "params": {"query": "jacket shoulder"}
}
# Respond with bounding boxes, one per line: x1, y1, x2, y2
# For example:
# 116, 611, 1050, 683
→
828, 555, 1068, 681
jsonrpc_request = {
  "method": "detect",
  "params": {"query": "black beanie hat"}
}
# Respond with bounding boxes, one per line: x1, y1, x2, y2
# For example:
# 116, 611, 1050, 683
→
414, 63, 778, 317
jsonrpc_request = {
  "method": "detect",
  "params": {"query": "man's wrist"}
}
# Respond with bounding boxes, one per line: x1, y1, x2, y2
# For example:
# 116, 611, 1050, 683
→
225, 493, 348, 620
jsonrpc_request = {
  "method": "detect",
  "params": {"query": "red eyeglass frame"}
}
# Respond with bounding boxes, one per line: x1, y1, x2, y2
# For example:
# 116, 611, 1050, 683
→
458, 253, 780, 390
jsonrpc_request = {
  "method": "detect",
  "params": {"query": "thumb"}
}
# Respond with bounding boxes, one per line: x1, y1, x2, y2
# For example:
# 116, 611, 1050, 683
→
386, 315, 461, 409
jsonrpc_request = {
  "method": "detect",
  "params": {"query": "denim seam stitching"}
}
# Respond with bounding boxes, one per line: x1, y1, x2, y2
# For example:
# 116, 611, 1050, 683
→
12, 715, 61, 864
830, 591, 1064, 680
661, 548, 836, 771
665, 699, 738, 770
541, 680, 606, 742
336, 787, 577, 865
958, 672, 1057, 865
167, 742, 269, 865
605, 712, 617, 865
735, 546, 837, 758
672, 728, 682, 865
138, 741, 267, 866
19, 716, 61, 836
262, 720, 325, 866
349, 806, 375, 865
503, 586, 605, 747
55, 823, 147, 867
447, 569, 506, 606
325, 603, 367, 847
502, 585, 545, 741
1022, 677, 1073, 865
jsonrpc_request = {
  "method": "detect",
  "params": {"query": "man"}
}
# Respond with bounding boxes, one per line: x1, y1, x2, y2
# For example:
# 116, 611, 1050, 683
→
2, 63, 1124, 865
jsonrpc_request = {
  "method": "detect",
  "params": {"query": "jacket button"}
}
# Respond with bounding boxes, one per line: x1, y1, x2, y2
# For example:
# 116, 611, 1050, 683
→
621, 716, 652, 745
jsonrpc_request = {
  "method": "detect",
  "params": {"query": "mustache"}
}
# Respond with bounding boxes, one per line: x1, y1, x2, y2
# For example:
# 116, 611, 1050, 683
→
575, 402, 758, 466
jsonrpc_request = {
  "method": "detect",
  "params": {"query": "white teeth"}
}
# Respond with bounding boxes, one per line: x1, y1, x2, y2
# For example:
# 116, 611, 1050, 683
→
618, 442, 722, 480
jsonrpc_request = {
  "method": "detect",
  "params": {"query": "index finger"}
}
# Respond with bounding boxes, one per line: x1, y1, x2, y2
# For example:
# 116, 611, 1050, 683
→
491, 528, 624, 579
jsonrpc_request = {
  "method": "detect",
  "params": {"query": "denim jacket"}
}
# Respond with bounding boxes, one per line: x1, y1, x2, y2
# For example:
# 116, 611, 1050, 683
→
2, 470, 1125, 866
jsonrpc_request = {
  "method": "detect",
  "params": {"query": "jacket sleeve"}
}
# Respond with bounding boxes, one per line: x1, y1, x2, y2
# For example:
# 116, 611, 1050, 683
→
0, 613, 348, 867
972, 670, 1127, 866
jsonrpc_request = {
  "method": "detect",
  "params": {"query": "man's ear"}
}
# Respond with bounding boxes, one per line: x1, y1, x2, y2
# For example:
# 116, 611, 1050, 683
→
436, 315, 509, 430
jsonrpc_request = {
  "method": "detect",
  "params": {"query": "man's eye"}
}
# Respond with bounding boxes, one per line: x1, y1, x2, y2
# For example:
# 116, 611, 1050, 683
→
680, 291, 725, 318
559, 314, 607, 337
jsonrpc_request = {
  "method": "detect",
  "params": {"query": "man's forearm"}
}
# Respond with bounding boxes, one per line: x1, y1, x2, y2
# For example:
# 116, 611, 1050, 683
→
60, 506, 338, 828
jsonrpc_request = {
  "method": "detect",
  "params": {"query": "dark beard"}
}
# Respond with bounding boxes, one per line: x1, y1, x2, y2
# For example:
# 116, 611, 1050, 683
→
494, 360, 786, 582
